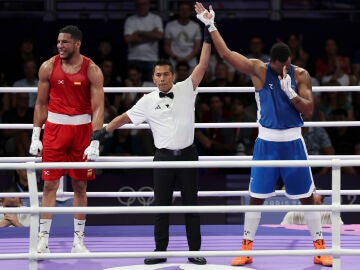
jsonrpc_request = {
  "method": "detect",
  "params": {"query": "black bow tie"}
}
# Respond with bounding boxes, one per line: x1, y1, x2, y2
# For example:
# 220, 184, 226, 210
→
159, 92, 174, 99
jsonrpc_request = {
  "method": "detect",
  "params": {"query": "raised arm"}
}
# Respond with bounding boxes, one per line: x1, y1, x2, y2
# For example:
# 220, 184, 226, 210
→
194, 2, 260, 78
190, 40, 211, 89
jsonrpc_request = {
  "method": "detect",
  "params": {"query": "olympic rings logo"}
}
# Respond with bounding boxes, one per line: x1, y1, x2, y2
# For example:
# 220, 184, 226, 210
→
117, 186, 155, 206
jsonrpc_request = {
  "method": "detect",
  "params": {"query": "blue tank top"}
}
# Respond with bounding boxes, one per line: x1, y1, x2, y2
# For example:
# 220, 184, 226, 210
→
256, 63, 303, 129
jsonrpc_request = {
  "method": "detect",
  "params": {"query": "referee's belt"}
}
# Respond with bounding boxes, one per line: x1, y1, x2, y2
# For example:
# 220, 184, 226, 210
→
157, 144, 194, 156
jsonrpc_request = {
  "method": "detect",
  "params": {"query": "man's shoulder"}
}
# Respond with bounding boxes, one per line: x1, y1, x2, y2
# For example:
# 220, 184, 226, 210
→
148, 12, 162, 20
40, 56, 56, 71
165, 19, 178, 29
139, 90, 158, 101
293, 65, 309, 76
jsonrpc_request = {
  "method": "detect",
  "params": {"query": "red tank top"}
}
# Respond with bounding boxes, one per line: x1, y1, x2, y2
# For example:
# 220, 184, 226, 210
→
48, 55, 92, 115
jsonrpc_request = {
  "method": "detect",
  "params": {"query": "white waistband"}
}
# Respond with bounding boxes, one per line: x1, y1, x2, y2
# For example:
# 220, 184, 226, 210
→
47, 111, 91, 125
258, 125, 302, 142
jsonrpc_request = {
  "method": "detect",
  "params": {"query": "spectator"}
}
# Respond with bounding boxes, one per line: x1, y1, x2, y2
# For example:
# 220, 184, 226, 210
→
327, 108, 360, 174
238, 36, 270, 86
13, 58, 39, 108
208, 62, 234, 88
207, 51, 236, 85
315, 38, 351, 83
0, 70, 10, 122
319, 79, 354, 121
164, 1, 202, 72
203, 62, 235, 109
0, 191, 29, 227
175, 61, 190, 83
1, 93, 33, 156
351, 48, 360, 85
94, 39, 115, 66
124, 0, 164, 81
229, 98, 256, 156
195, 95, 234, 158
353, 91, 360, 121
0, 168, 41, 227
9, 38, 39, 85
287, 33, 309, 69
302, 114, 335, 175
123, 64, 154, 111
246, 36, 269, 63
99, 59, 123, 113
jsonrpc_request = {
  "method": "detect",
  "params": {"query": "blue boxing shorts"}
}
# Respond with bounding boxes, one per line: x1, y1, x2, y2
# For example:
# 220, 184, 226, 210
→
249, 135, 315, 199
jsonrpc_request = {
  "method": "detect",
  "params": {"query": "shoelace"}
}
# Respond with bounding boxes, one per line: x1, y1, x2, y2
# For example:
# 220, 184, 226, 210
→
75, 231, 84, 240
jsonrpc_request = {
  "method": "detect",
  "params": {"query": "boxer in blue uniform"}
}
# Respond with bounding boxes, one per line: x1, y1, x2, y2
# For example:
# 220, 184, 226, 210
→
195, 2, 332, 267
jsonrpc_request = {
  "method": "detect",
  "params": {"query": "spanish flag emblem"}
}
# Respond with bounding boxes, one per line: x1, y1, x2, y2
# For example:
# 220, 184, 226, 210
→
74, 81, 81, 86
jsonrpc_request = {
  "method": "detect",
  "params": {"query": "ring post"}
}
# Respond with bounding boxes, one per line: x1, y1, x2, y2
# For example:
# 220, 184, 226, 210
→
27, 162, 39, 270
332, 159, 341, 270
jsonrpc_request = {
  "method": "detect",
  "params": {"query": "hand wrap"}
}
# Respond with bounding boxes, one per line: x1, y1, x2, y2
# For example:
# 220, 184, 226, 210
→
83, 140, 100, 161
280, 74, 298, 100
196, 9, 217, 32
29, 127, 43, 156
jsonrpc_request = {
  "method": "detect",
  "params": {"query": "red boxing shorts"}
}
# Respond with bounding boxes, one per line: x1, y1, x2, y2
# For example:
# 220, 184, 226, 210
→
41, 120, 95, 181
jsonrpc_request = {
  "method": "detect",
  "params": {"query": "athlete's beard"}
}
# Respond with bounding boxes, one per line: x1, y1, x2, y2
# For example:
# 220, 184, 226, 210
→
61, 50, 75, 61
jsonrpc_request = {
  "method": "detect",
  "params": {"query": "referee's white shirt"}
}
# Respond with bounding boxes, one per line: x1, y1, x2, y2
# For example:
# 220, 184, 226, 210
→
127, 77, 197, 150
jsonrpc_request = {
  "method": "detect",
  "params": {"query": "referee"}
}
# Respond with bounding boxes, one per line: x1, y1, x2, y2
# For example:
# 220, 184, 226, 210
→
91, 31, 212, 265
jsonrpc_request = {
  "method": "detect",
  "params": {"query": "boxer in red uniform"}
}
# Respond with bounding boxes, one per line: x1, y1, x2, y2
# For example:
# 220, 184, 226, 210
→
29, 25, 104, 253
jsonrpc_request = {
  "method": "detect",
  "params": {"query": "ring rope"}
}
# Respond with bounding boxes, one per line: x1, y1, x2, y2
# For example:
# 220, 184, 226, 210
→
1, 204, 359, 215
0, 154, 358, 163
0, 249, 359, 261
0, 159, 358, 170
2, 189, 360, 199
0, 85, 359, 93
1, 121, 360, 130
1, 85, 359, 269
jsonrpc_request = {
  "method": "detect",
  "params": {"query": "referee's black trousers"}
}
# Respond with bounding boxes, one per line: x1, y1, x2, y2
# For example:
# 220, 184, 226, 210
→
153, 144, 201, 251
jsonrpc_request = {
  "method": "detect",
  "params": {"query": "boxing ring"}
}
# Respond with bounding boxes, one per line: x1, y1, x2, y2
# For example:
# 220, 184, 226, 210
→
0, 86, 360, 270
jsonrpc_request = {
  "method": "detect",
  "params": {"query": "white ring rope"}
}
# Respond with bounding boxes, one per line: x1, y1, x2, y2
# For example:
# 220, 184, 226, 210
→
1, 204, 359, 215
0, 85, 360, 93
1, 121, 360, 129
1, 86, 359, 270
1, 249, 359, 261
1, 190, 360, 199
96, 154, 360, 161
0, 159, 358, 170
0, 154, 358, 163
